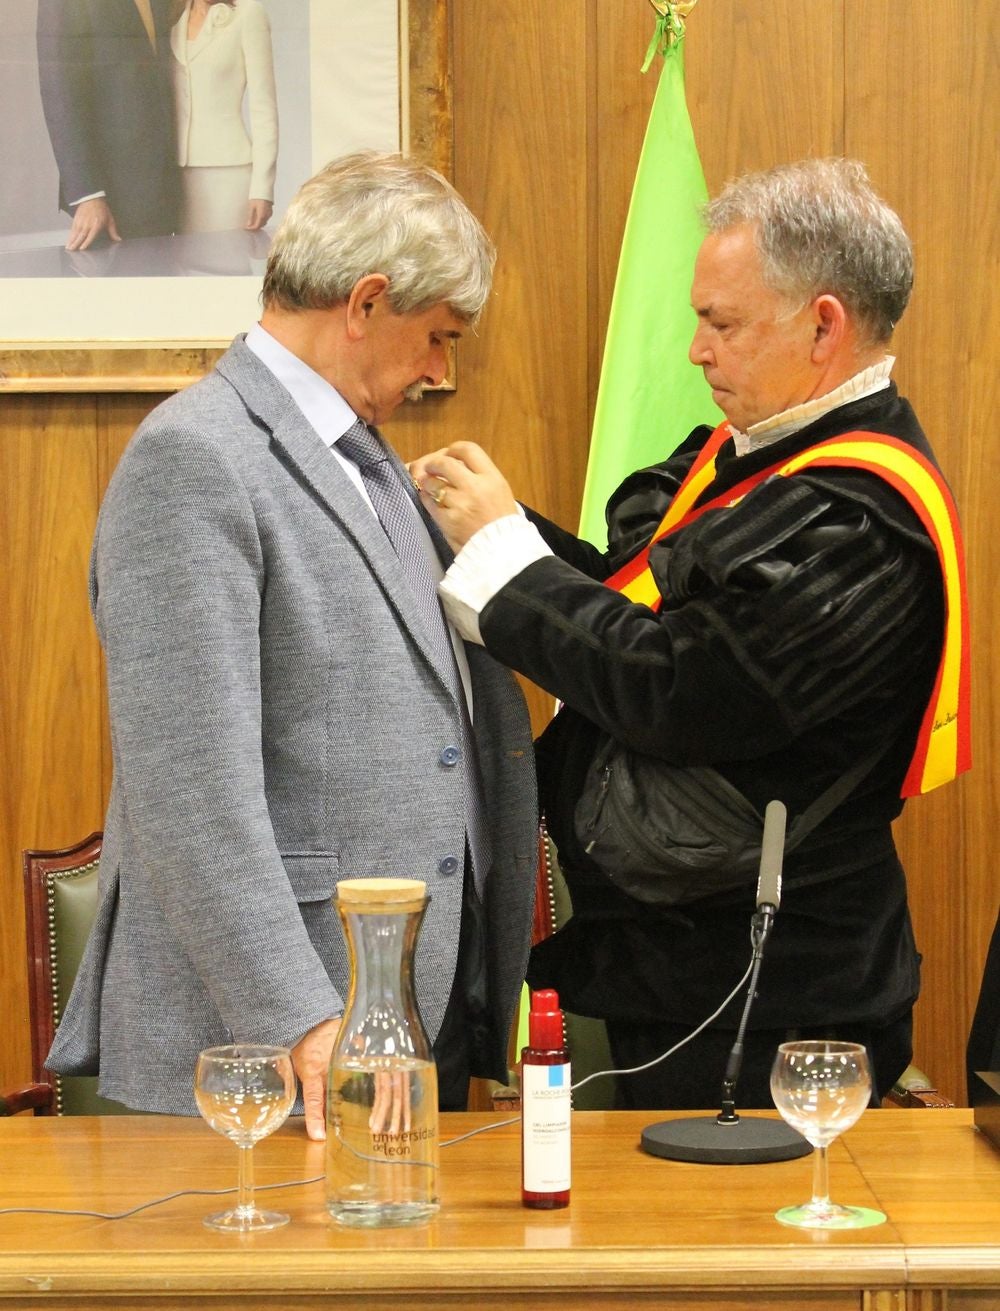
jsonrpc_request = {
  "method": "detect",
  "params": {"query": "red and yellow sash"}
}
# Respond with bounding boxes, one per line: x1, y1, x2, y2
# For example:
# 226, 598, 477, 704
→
606, 423, 971, 797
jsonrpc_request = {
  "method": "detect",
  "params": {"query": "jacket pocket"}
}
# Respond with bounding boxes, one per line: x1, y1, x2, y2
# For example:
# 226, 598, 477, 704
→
280, 852, 339, 903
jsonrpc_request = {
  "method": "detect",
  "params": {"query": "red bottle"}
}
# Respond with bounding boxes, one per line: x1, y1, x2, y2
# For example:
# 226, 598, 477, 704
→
520, 988, 571, 1209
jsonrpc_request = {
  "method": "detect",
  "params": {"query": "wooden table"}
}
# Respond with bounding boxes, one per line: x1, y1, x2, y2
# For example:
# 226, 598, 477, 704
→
0, 1109, 997, 1309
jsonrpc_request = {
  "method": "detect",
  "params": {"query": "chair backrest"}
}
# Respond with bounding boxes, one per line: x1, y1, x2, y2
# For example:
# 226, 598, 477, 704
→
967, 903, 1000, 1102
23, 834, 129, 1116
534, 824, 616, 1110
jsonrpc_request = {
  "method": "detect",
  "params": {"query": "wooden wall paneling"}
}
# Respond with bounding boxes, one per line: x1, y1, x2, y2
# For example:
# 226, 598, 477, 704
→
393, 0, 591, 526
389, 0, 592, 734
684, 0, 845, 192
847, 0, 1000, 1100
0, 395, 106, 1090
588, 2, 659, 420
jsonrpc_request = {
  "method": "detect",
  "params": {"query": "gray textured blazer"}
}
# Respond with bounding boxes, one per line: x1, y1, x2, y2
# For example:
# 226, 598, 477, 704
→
47, 338, 538, 1114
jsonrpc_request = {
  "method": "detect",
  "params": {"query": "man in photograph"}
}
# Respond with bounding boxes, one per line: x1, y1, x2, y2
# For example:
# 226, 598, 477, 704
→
36, 0, 180, 248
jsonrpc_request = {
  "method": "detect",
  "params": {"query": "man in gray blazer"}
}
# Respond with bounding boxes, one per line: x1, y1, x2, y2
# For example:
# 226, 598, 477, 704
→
47, 152, 538, 1139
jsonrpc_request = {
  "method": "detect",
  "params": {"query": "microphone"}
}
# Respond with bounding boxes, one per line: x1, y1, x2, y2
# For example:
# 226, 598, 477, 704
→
639, 801, 811, 1165
756, 799, 785, 914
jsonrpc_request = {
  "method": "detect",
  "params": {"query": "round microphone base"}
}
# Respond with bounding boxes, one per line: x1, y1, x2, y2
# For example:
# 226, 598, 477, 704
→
640, 1115, 812, 1165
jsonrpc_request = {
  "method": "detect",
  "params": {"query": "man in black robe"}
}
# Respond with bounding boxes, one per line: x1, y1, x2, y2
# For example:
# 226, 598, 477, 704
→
410, 159, 963, 1109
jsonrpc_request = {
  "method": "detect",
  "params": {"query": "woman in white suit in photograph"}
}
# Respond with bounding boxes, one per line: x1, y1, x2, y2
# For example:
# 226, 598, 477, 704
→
170, 0, 278, 232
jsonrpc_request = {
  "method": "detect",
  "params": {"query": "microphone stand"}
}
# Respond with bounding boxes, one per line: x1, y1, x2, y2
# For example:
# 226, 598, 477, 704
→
639, 802, 812, 1165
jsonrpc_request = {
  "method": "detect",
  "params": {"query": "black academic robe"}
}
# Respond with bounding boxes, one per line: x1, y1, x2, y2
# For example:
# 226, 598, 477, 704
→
481, 386, 946, 1033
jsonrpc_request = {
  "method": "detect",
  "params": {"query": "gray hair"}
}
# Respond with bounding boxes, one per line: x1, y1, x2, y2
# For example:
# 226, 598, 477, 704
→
262, 151, 496, 323
704, 158, 913, 344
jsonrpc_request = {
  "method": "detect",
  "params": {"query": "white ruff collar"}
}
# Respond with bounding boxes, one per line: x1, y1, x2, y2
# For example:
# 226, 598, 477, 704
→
730, 357, 895, 456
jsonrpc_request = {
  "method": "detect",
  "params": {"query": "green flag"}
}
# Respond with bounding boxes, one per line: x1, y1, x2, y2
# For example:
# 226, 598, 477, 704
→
578, 18, 720, 547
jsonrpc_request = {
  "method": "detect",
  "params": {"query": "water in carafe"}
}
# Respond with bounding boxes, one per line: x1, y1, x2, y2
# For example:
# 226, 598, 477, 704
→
326, 878, 439, 1227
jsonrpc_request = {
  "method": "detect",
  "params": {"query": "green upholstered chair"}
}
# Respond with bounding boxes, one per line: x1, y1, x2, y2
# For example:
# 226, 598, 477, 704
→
966, 904, 1000, 1103
493, 824, 616, 1112
0, 834, 129, 1116
523, 824, 617, 1111
883, 1066, 954, 1109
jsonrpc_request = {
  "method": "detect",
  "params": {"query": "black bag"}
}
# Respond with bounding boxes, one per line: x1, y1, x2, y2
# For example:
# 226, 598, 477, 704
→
572, 736, 884, 907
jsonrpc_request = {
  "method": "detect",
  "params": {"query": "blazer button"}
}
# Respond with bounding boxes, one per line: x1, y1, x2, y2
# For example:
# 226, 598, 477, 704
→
439, 745, 461, 767
438, 855, 460, 876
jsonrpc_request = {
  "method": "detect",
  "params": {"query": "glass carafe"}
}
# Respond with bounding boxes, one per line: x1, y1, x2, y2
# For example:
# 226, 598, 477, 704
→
325, 878, 439, 1227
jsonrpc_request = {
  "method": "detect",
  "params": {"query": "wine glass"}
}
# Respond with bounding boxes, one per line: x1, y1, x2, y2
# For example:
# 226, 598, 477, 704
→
194, 1044, 296, 1232
769, 1040, 886, 1229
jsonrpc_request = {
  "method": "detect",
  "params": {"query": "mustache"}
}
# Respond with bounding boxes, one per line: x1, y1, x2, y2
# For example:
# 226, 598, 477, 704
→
402, 381, 427, 403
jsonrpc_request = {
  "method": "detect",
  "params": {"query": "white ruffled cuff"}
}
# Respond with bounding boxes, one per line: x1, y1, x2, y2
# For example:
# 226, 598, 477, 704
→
439, 513, 553, 644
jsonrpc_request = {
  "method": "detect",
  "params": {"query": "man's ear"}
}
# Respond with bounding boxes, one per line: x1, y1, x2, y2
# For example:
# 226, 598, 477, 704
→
345, 274, 391, 340
811, 293, 848, 363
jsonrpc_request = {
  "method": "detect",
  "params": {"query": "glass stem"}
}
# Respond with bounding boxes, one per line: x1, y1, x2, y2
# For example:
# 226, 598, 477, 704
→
237, 1144, 255, 1216
810, 1143, 830, 1210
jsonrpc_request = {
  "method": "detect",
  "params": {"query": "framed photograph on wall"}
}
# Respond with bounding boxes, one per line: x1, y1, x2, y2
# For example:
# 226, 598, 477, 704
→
0, 0, 452, 391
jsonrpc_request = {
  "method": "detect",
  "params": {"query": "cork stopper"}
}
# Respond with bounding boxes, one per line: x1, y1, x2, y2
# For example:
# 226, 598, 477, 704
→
335, 878, 427, 912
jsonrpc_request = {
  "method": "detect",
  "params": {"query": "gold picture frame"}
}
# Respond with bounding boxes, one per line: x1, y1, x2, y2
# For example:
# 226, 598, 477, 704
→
0, 0, 452, 393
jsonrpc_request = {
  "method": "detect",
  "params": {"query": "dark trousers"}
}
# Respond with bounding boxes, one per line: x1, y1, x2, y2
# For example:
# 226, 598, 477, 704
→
606, 1012, 913, 1111
432, 857, 494, 1111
